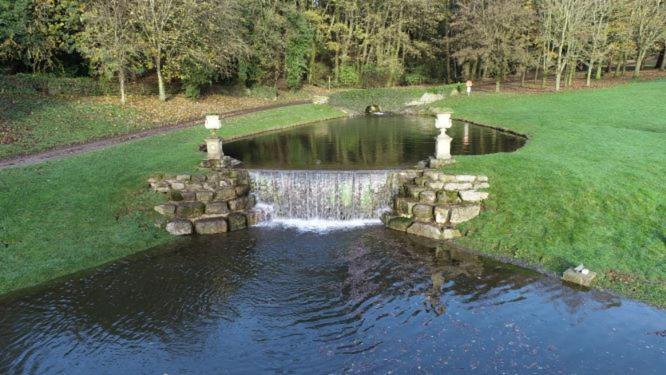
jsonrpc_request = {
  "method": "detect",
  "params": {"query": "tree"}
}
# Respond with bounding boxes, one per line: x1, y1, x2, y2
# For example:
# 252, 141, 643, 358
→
544, 0, 590, 91
78, 0, 137, 103
583, 0, 613, 86
452, 0, 534, 92
628, 0, 666, 77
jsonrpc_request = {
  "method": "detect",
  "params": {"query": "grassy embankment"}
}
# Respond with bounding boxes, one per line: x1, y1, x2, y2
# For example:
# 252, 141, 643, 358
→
440, 81, 664, 306
0, 104, 345, 295
0, 76, 319, 159
331, 80, 665, 306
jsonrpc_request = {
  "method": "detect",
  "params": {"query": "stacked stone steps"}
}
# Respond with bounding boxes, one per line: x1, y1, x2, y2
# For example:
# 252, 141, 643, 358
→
148, 170, 268, 236
382, 169, 489, 241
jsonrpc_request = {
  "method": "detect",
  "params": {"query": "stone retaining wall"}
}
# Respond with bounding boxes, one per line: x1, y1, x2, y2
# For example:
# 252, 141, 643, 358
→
381, 169, 489, 240
149, 169, 268, 235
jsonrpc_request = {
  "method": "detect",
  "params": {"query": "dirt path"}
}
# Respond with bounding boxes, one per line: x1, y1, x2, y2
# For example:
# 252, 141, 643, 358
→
0, 100, 310, 170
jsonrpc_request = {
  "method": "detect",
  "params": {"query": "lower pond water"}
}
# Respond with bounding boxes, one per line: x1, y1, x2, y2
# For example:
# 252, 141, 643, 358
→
225, 115, 526, 169
1, 226, 663, 374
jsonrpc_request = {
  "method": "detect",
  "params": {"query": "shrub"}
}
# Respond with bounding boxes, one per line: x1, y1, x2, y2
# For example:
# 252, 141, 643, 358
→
247, 85, 277, 100
361, 64, 391, 88
338, 65, 360, 87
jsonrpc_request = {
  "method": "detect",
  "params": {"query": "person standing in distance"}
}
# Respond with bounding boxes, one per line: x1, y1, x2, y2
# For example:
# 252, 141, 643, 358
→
465, 80, 473, 96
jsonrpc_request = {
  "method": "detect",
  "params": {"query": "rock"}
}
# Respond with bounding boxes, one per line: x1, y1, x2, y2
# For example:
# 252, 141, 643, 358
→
388, 217, 413, 232
419, 190, 437, 204
227, 212, 247, 231
423, 170, 442, 180
562, 268, 597, 287
437, 174, 457, 182
474, 182, 490, 189
228, 197, 249, 211
196, 190, 215, 202
406, 222, 442, 240
176, 201, 205, 218
429, 158, 456, 169
235, 184, 250, 197
246, 209, 268, 226
426, 181, 444, 190
166, 220, 193, 236
395, 197, 418, 216
380, 211, 394, 225
477, 175, 489, 182
194, 217, 228, 234
191, 174, 207, 183
154, 182, 170, 193
406, 93, 444, 106
176, 174, 191, 182
441, 228, 462, 240
169, 190, 184, 201
434, 206, 450, 224
450, 205, 481, 224
407, 185, 427, 198
205, 201, 229, 215
414, 177, 428, 186
455, 175, 476, 182
437, 190, 460, 204
459, 190, 489, 202
154, 204, 176, 217
181, 191, 196, 201
215, 187, 237, 201
443, 182, 473, 191
412, 204, 434, 222
312, 95, 329, 104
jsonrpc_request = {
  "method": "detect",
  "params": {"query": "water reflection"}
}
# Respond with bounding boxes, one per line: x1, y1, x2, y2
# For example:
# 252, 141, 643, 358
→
0, 227, 663, 374
225, 116, 526, 169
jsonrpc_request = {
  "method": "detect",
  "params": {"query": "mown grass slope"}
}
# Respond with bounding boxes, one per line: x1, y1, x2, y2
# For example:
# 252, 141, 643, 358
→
436, 80, 665, 306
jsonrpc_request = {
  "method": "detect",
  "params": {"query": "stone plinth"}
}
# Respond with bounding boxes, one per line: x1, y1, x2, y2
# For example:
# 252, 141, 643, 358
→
205, 137, 224, 160
562, 268, 597, 287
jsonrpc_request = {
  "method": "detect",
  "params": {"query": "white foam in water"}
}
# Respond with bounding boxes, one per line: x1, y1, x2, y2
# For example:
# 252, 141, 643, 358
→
256, 218, 382, 233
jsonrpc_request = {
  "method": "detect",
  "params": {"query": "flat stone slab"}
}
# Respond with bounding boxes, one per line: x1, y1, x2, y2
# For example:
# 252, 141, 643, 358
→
166, 220, 193, 236
562, 268, 597, 287
194, 217, 228, 234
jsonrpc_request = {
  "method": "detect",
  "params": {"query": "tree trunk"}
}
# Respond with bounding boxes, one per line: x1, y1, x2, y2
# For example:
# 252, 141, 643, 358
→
495, 78, 500, 93
119, 69, 126, 104
633, 51, 644, 77
156, 56, 166, 101
655, 42, 665, 70
595, 64, 602, 80
555, 72, 562, 91
586, 60, 593, 87
521, 69, 526, 87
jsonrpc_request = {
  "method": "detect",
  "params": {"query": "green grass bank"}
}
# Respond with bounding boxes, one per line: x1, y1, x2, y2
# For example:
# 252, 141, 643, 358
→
0, 104, 344, 295
436, 80, 665, 306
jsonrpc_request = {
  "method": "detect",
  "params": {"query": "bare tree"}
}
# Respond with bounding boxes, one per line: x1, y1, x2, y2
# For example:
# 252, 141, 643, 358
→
452, 0, 534, 92
78, 0, 137, 103
628, 0, 665, 77
583, 0, 614, 86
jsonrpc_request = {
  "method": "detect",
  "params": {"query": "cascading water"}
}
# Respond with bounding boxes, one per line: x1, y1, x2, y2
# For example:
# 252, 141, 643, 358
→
248, 170, 397, 223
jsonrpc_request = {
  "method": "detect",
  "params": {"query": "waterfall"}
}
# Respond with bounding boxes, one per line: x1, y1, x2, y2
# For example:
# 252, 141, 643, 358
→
248, 170, 396, 221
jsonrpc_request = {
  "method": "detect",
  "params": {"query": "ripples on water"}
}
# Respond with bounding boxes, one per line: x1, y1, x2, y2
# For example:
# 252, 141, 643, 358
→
0, 226, 664, 373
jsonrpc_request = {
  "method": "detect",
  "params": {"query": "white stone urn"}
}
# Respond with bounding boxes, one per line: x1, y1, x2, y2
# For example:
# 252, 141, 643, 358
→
204, 115, 223, 160
435, 112, 452, 129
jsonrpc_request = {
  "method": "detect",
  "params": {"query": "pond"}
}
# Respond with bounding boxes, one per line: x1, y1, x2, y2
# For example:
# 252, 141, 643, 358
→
225, 115, 526, 169
1, 226, 663, 373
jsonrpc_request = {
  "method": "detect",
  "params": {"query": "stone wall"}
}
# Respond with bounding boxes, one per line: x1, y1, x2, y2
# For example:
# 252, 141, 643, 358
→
381, 169, 489, 240
149, 169, 268, 235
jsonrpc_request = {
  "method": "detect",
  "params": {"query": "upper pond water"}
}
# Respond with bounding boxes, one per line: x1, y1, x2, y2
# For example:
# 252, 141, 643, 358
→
225, 115, 526, 169
0, 226, 664, 373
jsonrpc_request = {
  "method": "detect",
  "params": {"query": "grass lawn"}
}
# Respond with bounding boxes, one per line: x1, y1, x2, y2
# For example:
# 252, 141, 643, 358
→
434, 80, 666, 306
0, 92, 311, 159
0, 104, 344, 295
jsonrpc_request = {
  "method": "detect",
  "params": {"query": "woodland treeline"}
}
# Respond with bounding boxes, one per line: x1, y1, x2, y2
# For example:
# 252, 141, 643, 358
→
1, 0, 664, 102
